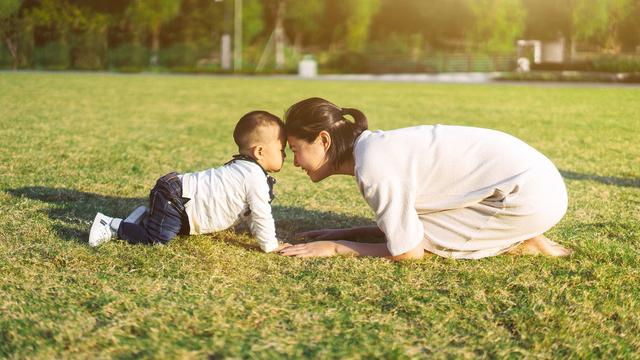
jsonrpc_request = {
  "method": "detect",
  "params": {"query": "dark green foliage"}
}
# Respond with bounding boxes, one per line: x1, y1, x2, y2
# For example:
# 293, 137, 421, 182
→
0, 46, 12, 68
592, 56, 640, 73
108, 43, 149, 72
528, 56, 640, 74
71, 31, 108, 70
157, 43, 205, 72
5, 0, 640, 72
34, 41, 70, 70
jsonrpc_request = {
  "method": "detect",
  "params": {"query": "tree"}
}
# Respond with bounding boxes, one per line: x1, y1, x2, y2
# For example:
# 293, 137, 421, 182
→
466, 0, 526, 53
617, 0, 640, 52
370, 0, 473, 51
126, 0, 182, 65
27, 0, 77, 44
340, 0, 381, 52
523, 0, 634, 58
243, 0, 264, 47
523, 0, 572, 41
0, 0, 22, 69
572, 0, 633, 51
256, 0, 323, 70
285, 0, 323, 50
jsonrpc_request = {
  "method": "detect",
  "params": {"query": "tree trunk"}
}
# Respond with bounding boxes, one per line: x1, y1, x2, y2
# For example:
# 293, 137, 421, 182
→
293, 32, 302, 58
5, 38, 18, 70
274, 2, 286, 70
151, 24, 160, 66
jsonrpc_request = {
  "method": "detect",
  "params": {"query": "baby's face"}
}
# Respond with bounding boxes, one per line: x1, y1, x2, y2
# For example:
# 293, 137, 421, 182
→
258, 125, 287, 172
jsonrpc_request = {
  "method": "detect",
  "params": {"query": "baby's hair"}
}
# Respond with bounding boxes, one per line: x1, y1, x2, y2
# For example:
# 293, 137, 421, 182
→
284, 97, 368, 169
233, 111, 284, 150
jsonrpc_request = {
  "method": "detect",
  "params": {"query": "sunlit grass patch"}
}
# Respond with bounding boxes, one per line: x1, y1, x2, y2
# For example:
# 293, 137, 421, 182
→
1, 72, 639, 358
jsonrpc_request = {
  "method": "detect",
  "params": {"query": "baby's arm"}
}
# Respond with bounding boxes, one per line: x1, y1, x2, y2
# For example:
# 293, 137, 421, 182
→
245, 176, 280, 252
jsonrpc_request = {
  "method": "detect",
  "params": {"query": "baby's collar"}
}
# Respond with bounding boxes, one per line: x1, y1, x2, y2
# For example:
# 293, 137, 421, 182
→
225, 154, 276, 203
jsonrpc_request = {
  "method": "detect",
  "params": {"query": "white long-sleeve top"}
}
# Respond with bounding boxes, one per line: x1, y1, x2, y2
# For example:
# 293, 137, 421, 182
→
354, 125, 551, 256
179, 160, 278, 252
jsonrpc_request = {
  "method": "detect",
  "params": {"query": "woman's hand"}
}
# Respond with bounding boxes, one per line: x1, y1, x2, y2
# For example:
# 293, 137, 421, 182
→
277, 241, 339, 258
274, 242, 293, 252
295, 228, 352, 241
278, 240, 424, 260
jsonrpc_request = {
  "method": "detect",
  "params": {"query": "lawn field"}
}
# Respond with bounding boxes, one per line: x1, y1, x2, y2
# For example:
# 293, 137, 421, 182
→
1, 72, 639, 359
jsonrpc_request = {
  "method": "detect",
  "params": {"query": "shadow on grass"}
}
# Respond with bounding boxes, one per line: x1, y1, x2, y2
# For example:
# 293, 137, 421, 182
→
6, 186, 378, 246
272, 205, 377, 242
560, 170, 640, 188
6, 186, 146, 244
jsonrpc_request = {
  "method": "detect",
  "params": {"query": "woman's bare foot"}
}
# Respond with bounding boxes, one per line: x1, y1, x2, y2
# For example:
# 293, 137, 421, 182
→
507, 235, 573, 257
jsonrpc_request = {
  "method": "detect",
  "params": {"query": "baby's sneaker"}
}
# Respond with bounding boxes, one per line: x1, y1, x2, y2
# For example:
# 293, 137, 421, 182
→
89, 212, 116, 247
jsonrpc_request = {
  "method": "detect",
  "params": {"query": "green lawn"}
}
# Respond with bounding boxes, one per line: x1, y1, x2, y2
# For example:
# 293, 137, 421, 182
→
1, 72, 639, 359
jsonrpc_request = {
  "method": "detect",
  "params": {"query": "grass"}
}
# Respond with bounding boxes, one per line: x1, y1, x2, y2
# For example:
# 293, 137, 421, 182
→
0, 71, 639, 359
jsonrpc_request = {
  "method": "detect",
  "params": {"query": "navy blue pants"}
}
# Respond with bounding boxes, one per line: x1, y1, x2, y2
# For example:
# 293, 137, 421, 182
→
118, 172, 190, 245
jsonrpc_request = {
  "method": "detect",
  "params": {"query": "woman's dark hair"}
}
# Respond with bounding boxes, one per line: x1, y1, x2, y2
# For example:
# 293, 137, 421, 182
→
284, 97, 368, 169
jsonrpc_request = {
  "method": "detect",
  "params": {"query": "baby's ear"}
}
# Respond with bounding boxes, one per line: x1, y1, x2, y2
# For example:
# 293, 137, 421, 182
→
251, 145, 264, 159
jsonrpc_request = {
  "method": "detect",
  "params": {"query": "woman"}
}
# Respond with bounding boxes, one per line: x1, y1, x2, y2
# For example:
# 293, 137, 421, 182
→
278, 97, 572, 260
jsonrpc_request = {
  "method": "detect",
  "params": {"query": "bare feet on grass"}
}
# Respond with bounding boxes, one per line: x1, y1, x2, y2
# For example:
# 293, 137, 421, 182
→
507, 235, 573, 257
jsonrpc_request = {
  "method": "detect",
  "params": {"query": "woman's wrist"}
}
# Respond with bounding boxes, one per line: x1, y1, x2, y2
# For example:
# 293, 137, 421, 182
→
334, 240, 357, 256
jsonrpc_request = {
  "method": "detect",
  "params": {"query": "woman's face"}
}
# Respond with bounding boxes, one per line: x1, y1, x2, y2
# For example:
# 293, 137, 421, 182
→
287, 134, 332, 182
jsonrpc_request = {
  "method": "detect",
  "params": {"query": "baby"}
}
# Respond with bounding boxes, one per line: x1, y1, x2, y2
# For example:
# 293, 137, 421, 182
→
89, 110, 287, 252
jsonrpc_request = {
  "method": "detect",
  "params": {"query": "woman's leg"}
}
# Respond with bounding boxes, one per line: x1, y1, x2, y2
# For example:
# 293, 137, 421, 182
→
421, 158, 571, 259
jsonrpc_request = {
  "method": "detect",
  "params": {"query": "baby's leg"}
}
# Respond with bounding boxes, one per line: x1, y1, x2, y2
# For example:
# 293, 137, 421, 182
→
506, 234, 573, 257
124, 206, 148, 225
119, 191, 182, 245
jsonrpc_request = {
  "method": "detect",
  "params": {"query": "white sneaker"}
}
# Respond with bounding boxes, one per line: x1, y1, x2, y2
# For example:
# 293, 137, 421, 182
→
89, 212, 116, 247
124, 206, 149, 225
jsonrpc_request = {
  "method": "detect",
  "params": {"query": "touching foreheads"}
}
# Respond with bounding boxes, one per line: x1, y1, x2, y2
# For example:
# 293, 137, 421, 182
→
233, 111, 284, 150
284, 97, 368, 169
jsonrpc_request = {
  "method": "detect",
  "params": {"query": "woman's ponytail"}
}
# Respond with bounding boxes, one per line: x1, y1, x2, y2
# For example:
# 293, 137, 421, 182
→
341, 107, 368, 133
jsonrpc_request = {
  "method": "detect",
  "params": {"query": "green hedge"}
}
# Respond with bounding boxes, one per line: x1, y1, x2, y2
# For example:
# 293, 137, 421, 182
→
108, 43, 149, 72
592, 56, 640, 73
71, 32, 108, 70
497, 71, 640, 83
324, 51, 516, 74
0, 46, 13, 69
35, 42, 71, 70
532, 56, 640, 73
157, 44, 206, 72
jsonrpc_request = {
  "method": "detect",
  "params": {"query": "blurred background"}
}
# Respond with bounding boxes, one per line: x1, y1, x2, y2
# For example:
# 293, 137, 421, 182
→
1, 0, 639, 75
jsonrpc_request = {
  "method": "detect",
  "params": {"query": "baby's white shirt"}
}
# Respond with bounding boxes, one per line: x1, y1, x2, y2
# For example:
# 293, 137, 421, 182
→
179, 160, 278, 252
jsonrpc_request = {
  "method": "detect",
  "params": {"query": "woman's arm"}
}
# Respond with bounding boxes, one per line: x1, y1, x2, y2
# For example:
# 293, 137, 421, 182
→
278, 240, 424, 261
296, 225, 384, 241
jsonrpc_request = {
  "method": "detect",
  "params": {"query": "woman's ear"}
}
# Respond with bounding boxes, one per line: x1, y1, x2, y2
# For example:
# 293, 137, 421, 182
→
318, 130, 332, 151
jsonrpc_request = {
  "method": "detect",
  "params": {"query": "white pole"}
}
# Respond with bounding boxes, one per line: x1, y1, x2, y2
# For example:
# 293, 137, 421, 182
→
234, 0, 242, 71
221, 34, 232, 70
